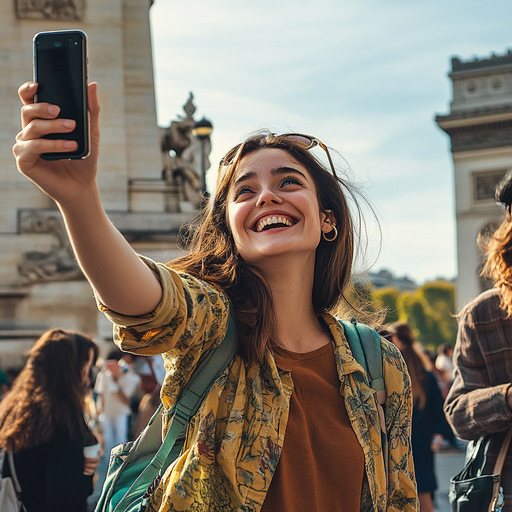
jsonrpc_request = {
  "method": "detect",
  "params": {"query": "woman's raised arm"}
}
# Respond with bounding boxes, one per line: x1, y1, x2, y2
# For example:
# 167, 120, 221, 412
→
12, 82, 162, 316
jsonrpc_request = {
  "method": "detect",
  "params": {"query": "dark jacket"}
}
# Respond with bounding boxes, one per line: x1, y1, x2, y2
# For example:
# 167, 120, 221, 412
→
2, 425, 94, 512
445, 288, 512, 509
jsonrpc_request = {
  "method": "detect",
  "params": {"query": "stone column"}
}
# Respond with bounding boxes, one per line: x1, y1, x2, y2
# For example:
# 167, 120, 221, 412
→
436, 51, 512, 309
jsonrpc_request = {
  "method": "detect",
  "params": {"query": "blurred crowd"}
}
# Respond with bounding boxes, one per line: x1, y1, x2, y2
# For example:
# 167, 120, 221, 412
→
0, 333, 166, 511
377, 323, 457, 512
0, 323, 457, 512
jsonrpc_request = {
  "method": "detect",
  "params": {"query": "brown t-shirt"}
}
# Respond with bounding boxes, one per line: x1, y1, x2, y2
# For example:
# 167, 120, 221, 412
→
261, 342, 365, 512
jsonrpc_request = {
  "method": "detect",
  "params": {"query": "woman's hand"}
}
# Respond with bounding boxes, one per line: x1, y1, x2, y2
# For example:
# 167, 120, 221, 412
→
12, 81, 101, 209
83, 456, 101, 475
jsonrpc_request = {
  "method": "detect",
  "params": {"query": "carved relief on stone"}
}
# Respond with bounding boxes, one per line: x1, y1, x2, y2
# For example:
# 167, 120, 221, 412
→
450, 122, 512, 152
15, 0, 85, 21
160, 93, 211, 211
17, 210, 83, 283
472, 170, 507, 203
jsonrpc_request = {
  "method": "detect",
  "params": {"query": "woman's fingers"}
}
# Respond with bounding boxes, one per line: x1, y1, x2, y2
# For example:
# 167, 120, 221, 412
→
14, 137, 77, 158
87, 82, 100, 144
18, 82, 38, 105
17, 117, 76, 141
21, 102, 62, 129
13, 138, 78, 173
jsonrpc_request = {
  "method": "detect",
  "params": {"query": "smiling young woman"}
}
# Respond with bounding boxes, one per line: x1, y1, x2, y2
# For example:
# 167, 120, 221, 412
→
13, 81, 418, 512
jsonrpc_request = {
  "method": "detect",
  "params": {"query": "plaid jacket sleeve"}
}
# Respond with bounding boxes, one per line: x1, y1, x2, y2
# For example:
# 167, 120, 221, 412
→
444, 289, 512, 440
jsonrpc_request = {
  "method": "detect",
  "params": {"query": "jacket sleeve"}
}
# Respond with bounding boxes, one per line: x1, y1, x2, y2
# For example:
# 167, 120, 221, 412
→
97, 256, 230, 359
97, 256, 232, 410
444, 308, 512, 440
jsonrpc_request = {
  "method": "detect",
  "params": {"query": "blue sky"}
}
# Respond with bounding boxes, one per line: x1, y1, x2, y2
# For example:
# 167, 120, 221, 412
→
149, 0, 512, 284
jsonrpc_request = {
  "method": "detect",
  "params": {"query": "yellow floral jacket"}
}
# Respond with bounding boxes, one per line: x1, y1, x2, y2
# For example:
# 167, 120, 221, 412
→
99, 258, 417, 512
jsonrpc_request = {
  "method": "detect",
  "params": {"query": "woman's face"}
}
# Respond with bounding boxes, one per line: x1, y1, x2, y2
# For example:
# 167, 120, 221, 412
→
226, 148, 333, 267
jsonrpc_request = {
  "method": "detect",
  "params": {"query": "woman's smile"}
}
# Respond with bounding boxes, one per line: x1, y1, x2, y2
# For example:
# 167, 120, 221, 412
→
253, 212, 298, 232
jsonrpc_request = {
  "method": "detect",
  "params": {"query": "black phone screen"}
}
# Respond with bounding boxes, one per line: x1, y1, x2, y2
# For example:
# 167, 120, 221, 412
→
34, 31, 88, 159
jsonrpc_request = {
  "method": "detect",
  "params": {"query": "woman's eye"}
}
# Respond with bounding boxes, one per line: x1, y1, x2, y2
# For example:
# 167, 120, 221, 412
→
281, 176, 302, 187
233, 186, 252, 200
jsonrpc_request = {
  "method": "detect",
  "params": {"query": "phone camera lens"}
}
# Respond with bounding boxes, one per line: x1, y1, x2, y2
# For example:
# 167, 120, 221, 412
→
54, 41, 61, 47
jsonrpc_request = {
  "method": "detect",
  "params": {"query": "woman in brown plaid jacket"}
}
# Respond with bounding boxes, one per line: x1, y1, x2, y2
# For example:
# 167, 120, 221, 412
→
444, 170, 512, 511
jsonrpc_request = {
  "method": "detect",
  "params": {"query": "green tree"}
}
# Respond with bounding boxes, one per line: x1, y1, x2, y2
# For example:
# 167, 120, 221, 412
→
373, 287, 399, 324
345, 279, 457, 349
417, 281, 457, 346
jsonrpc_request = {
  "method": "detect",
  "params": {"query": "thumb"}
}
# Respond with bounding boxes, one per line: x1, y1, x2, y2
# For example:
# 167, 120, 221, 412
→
87, 82, 100, 145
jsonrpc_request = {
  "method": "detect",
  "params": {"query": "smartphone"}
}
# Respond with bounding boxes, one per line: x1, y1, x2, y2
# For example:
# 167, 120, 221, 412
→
33, 30, 89, 160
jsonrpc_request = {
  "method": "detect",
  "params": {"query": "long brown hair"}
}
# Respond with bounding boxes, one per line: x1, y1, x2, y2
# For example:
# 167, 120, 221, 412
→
387, 322, 428, 409
0, 329, 98, 452
172, 132, 369, 365
480, 218, 512, 318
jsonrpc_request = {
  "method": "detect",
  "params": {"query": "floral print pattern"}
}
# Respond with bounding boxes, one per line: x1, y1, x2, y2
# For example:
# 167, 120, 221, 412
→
99, 257, 417, 511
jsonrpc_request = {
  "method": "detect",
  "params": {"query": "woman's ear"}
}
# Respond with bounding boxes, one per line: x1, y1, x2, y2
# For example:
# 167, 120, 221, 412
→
320, 210, 336, 232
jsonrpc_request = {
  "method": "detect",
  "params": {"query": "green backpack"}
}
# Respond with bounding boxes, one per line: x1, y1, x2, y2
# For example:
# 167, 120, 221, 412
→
95, 316, 386, 512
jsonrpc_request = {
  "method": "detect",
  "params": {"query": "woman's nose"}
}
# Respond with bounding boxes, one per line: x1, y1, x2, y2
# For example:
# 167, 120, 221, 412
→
257, 188, 282, 207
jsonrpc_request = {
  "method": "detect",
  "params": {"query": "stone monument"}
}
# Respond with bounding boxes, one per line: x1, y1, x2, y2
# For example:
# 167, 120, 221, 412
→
436, 49, 512, 309
0, 0, 211, 366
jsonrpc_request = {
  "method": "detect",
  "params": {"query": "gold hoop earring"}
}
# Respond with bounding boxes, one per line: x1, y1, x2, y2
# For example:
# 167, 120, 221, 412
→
322, 225, 338, 242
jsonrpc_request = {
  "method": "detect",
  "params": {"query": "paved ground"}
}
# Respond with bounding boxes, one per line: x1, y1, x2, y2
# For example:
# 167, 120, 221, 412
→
434, 446, 467, 511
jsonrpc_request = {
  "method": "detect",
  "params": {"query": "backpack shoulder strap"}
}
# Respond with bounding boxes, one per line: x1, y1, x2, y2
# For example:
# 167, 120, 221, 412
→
339, 318, 389, 483
339, 318, 385, 404
111, 311, 238, 511
172, 311, 238, 424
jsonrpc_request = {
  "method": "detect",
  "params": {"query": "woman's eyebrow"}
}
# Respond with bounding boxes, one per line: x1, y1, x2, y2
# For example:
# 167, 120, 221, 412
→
233, 170, 257, 188
234, 166, 308, 188
271, 167, 308, 180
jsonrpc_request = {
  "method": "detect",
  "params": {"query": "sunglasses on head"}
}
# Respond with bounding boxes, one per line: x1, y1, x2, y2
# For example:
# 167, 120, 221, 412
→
281, 133, 337, 179
218, 132, 337, 184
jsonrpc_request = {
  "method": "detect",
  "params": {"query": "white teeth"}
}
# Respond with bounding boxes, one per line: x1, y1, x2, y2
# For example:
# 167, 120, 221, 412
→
256, 216, 293, 232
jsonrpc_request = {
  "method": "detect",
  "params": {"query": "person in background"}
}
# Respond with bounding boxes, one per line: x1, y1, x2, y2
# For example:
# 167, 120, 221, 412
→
0, 329, 100, 512
90, 348, 140, 507
435, 343, 454, 399
129, 355, 166, 439
445, 169, 512, 512
94, 349, 141, 449
388, 322, 451, 512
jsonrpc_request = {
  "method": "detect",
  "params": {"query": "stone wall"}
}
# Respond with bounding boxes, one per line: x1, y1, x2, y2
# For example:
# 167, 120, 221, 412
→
0, 0, 197, 368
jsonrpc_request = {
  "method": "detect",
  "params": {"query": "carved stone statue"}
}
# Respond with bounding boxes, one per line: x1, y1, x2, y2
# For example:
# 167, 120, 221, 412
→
160, 93, 211, 210
15, 0, 84, 21
18, 210, 83, 283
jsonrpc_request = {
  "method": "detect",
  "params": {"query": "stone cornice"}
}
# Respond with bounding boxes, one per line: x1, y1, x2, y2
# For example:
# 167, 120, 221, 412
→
435, 105, 512, 129
450, 63, 512, 80
435, 119, 512, 153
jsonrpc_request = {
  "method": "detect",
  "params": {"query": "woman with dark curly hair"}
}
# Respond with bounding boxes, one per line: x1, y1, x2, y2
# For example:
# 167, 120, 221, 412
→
445, 169, 512, 512
0, 328, 99, 512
